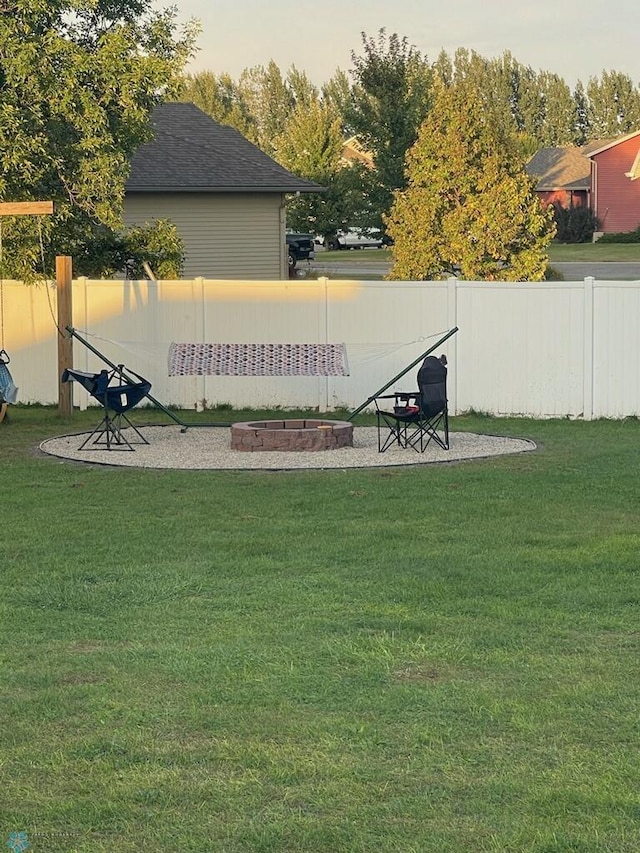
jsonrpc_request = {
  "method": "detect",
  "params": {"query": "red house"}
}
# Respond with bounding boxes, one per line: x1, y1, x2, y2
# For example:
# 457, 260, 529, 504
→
527, 131, 640, 235
588, 131, 640, 233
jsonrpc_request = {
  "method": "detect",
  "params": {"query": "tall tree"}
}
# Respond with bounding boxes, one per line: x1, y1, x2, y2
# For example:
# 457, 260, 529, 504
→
438, 48, 537, 157
321, 70, 352, 131
344, 29, 432, 233
439, 49, 579, 148
386, 80, 555, 282
586, 71, 640, 137
533, 72, 579, 146
0, 0, 198, 278
273, 99, 366, 243
176, 71, 254, 139
237, 61, 295, 156
286, 66, 319, 110
572, 81, 590, 145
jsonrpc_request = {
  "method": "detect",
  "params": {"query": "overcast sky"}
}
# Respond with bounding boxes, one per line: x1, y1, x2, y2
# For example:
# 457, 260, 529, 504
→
164, 0, 640, 90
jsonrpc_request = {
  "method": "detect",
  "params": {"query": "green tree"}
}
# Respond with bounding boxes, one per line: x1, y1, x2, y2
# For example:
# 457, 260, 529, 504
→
386, 80, 555, 281
74, 219, 184, 279
586, 71, 640, 137
286, 66, 319, 110
438, 49, 579, 149
237, 61, 295, 156
321, 70, 353, 131
572, 81, 590, 145
532, 72, 578, 146
273, 99, 366, 244
176, 71, 254, 139
0, 0, 198, 279
344, 29, 432, 233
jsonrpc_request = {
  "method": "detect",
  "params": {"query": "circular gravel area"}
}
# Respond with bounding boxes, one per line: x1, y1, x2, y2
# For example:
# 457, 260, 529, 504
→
40, 426, 536, 470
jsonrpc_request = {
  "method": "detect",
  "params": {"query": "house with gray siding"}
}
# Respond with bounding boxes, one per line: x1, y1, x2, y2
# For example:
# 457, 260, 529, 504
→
124, 103, 323, 279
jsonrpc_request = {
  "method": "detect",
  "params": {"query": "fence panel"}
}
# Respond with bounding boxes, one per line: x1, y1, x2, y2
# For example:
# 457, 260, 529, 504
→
3, 275, 640, 418
455, 281, 587, 417
592, 282, 640, 417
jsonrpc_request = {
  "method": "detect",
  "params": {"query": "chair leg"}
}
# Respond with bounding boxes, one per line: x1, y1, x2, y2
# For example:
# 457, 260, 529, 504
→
377, 411, 404, 452
78, 410, 142, 451
405, 409, 450, 452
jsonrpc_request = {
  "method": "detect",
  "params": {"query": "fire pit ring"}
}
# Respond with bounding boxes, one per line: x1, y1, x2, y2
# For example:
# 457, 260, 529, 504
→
231, 419, 354, 452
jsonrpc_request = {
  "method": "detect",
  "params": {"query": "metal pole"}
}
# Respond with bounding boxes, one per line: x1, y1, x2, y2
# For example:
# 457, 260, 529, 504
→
56, 257, 73, 417
347, 326, 459, 420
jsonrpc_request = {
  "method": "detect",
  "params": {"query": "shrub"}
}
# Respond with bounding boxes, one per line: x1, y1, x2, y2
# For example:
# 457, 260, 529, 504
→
553, 204, 598, 243
545, 265, 565, 280
597, 225, 640, 243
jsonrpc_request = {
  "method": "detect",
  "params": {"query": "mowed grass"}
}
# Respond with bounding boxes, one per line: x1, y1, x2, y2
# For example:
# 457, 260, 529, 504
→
1, 408, 639, 852
316, 243, 640, 265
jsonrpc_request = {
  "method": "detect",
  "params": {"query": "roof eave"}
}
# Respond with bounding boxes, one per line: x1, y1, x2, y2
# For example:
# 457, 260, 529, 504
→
126, 185, 326, 194
535, 184, 590, 191
585, 129, 640, 158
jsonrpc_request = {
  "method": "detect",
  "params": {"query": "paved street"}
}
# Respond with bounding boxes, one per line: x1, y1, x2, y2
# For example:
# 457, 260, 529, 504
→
553, 262, 640, 280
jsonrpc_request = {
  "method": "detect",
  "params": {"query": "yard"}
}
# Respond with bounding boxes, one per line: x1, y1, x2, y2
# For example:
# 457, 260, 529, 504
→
1, 407, 639, 852
315, 242, 640, 264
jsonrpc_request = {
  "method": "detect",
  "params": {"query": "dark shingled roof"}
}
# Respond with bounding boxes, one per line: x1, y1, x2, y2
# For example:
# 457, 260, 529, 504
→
126, 103, 325, 194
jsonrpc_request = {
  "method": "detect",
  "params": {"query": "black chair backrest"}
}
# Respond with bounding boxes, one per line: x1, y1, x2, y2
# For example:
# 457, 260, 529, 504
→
103, 380, 151, 413
416, 356, 447, 417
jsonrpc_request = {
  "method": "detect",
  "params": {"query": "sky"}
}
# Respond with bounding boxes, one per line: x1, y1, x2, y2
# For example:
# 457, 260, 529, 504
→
163, 0, 640, 90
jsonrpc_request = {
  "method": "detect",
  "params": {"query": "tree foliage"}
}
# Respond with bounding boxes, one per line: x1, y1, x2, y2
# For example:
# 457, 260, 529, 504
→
0, 0, 198, 279
72, 219, 185, 280
175, 44, 640, 244
586, 71, 640, 137
273, 99, 367, 242
386, 80, 556, 281
434, 49, 582, 149
344, 29, 432, 232
176, 70, 254, 140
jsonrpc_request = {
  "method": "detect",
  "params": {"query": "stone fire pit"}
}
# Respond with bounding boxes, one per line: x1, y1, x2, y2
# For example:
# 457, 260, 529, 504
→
231, 419, 354, 452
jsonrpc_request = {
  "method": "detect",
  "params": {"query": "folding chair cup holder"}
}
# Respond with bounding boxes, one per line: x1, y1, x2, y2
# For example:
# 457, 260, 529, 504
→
374, 356, 449, 454
61, 365, 152, 451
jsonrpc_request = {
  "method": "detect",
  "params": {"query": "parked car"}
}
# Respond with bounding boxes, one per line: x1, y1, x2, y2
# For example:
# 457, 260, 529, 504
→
336, 229, 384, 250
286, 232, 315, 268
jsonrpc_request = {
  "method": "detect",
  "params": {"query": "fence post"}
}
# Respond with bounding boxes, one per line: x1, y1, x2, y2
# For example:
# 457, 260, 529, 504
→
321, 276, 330, 412
447, 277, 458, 415
583, 276, 595, 421
56, 255, 73, 417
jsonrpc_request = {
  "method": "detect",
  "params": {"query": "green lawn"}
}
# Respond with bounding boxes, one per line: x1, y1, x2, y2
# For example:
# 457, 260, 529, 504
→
1, 408, 639, 852
548, 242, 640, 262
314, 242, 640, 265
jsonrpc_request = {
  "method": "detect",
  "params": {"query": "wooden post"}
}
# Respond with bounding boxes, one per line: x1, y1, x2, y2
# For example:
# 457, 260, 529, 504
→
56, 255, 73, 417
0, 201, 54, 216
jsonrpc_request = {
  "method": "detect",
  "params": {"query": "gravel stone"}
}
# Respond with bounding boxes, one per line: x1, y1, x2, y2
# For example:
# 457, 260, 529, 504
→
40, 426, 536, 471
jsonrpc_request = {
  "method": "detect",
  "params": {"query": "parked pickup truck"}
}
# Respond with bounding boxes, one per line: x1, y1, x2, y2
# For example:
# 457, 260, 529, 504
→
286, 232, 315, 268
336, 229, 384, 249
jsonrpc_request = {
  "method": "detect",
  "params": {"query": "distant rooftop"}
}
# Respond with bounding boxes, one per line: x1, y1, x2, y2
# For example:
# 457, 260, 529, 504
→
526, 146, 591, 191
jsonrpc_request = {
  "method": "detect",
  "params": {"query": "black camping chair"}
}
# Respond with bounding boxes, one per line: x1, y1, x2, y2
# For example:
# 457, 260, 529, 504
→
61, 365, 152, 451
374, 355, 449, 453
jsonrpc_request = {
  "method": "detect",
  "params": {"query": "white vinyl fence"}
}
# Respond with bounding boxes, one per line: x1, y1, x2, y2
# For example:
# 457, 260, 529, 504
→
3, 275, 640, 418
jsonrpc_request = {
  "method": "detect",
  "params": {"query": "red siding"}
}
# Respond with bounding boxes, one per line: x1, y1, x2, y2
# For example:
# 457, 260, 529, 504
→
592, 137, 640, 233
537, 189, 589, 209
